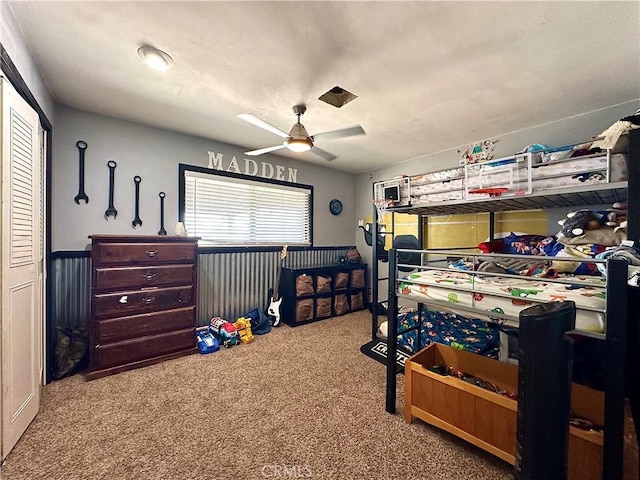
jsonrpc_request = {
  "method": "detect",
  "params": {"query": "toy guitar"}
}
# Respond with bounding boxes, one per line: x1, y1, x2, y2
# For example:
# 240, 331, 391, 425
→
267, 245, 288, 327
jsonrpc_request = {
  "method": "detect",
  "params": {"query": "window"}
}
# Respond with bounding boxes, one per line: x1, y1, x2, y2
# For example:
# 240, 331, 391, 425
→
180, 165, 313, 246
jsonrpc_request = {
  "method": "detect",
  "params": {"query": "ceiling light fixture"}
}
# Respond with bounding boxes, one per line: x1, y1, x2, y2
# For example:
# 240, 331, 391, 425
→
284, 106, 313, 152
137, 45, 174, 71
285, 137, 313, 153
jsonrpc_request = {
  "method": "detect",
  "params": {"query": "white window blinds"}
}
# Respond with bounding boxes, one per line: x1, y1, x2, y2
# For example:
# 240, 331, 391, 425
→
184, 170, 312, 246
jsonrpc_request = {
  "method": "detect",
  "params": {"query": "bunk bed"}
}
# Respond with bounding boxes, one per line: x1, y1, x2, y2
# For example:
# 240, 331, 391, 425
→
370, 128, 640, 480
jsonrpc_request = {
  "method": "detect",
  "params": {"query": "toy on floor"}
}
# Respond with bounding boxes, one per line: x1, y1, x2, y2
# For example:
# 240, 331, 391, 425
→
196, 327, 220, 354
209, 317, 240, 348
233, 317, 255, 344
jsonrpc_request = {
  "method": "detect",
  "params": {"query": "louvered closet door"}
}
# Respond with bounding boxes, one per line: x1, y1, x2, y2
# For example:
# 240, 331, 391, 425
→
0, 77, 42, 460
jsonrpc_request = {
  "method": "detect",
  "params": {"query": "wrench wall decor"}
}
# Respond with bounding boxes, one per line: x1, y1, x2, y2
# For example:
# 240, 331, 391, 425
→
132, 176, 142, 228
158, 191, 167, 235
74, 140, 89, 204
104, 160, 118, 220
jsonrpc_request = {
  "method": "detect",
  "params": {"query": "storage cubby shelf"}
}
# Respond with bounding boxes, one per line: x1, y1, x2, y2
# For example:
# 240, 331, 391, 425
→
280, 263, 367, 327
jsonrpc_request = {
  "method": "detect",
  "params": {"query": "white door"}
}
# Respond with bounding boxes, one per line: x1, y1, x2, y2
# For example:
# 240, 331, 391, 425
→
0, 76, 42, 460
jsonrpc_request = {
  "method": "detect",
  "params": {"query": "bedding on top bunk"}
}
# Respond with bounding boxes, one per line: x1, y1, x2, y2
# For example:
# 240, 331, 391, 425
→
394, 309, 500, 358
529, 152, 627, 187
407, 152, 627, 206
410, 168, 465, 202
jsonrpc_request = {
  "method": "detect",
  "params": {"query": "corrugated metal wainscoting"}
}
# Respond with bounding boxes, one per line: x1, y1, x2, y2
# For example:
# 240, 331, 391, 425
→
51, 247, 351, 330
50, 256, 92, 329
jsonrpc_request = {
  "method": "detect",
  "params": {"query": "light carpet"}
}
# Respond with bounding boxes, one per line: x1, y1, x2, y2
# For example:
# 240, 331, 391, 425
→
1, 310, 512, 480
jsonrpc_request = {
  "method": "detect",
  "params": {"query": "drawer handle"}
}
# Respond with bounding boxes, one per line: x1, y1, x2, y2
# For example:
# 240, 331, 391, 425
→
145, 250, 159, 257
142, 273, 156, 281
177, 291, 188, 303
142, 296, 156, 305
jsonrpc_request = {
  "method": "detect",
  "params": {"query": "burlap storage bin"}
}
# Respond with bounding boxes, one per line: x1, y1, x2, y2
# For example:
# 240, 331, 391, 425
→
315, 297, 332, 318
295, 299, 314, 322
316, 275, 332, 293
335, 272, 349, 290
350, 291, 364, 310
295, 274, 314, 296
334, 293, 349, 316
350, 269, 365, 288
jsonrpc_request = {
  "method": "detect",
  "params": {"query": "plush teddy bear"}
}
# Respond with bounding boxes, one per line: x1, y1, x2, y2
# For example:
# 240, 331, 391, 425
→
558, 210, 602, 238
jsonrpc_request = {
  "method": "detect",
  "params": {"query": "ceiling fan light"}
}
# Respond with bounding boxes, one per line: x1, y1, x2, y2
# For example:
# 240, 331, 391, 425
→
137, 45, 174, 71
285, 138, 313, 152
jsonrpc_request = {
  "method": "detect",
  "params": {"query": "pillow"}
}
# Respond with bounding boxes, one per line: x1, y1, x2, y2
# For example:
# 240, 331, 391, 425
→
551, 246, 600, 275
478, 239, 505, 253
551, 247, 595, 273
549, 244, 607, 275
503, 233, 548, 255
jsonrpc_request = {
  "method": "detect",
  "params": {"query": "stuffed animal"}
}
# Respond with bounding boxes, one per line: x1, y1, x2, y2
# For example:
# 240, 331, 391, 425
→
558, 210, 602, 238
605, 202, 628, 232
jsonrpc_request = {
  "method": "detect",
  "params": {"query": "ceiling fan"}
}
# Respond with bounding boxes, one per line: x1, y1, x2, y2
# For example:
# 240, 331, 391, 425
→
238, 104, 365, 162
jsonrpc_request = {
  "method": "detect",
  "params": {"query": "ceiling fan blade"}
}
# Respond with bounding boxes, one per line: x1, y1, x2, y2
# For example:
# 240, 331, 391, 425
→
312, 125, 366, 141
310, 146, 337, 162
245, 144, 287, 156
238, 114, 290, 139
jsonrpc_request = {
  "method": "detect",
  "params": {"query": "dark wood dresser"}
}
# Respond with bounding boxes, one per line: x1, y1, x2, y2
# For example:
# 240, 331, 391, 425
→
86, 235, 199, 380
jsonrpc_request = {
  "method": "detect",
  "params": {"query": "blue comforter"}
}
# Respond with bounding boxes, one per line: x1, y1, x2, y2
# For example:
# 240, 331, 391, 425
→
396, 309, 500, 358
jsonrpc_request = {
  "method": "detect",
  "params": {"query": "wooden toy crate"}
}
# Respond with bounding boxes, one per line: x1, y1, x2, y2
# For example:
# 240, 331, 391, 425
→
405, 343, 603, 479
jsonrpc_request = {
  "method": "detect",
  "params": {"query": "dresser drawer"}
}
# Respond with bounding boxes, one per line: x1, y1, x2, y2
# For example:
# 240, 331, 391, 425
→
94, 328, 195, 369
93, 242, 197, 266
97, 306, 195, 343
94, 264, 194, 291
93, 285, 194, 318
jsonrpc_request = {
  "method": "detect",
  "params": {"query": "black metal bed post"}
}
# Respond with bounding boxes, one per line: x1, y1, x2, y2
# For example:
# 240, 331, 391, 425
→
515, 301, 576, 480
602, 258, 628, 478
626, 128, 640, 462
417, 214, 426, 351
489, 211, 495, 241
385, 248, 398, 414
371, 201, 380, 340
628, 129, 640, 242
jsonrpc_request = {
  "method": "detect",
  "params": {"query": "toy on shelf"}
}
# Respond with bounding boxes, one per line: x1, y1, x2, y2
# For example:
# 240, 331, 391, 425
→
458, 139, 498, 165
467, 187, 509, 198
209, 317, 240, 348
233, 317, 255, 344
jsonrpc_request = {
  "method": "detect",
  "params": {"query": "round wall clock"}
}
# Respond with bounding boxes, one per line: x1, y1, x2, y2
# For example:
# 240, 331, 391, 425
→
329, 198, 343, 215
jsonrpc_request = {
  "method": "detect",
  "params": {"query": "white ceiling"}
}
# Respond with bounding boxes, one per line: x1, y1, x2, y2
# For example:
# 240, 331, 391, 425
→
7, 1, 640, 174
